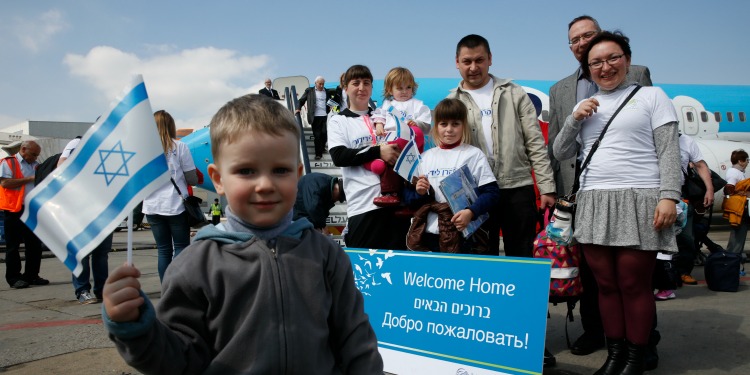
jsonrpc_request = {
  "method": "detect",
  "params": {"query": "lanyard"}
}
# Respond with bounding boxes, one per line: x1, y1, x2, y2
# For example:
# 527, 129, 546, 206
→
362, 115, 377, 145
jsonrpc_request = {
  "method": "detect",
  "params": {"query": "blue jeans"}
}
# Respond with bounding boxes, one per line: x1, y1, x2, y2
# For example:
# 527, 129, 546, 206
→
147, 212, 190, 282
72, 233, 112, 298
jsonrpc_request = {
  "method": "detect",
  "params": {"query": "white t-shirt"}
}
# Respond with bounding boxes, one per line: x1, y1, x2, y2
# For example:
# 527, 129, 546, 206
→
725, 167, 746, 186
327, 113, 381, 217
314, 89, 327, 117
142, 140, 196, 216
678, 134, 704, 185
61, 138, 82, 158
463, 79, 495, 159
379, 98, 432, 132
419, 144, 496, 234
576, 86, 678, 191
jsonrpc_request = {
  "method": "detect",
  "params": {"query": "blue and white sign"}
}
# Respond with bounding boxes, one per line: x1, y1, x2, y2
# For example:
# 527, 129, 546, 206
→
347, 249, 552, 375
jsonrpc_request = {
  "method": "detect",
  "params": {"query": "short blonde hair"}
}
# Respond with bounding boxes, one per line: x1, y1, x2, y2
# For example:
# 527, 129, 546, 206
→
432, 98, 472, 145
210, 94, 300, 160
383, 67, 418, 99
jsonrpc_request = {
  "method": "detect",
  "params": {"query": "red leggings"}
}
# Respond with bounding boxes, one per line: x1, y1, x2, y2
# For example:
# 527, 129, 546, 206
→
582, 244, 657, 345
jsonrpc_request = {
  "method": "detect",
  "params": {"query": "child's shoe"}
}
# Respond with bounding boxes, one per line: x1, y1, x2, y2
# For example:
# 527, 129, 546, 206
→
654, 290, 676, 301
373, 193, 401, 207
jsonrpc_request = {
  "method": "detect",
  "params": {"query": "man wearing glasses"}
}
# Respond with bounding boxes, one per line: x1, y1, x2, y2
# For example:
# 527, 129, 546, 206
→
546, 14, 657, 368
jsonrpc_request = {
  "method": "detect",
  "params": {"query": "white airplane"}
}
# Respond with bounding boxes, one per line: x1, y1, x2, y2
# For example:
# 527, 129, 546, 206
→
182, 77, 750, 212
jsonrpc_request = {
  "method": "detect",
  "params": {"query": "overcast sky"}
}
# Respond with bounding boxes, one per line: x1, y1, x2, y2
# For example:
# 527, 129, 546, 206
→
2, 0, 748, 130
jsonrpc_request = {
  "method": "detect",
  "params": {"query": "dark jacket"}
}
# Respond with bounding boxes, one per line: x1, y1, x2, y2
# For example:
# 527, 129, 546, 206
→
103, 219, 383, 375
298, 86, 334, 125
294, 172, 338, 229
259, 87, 280, 100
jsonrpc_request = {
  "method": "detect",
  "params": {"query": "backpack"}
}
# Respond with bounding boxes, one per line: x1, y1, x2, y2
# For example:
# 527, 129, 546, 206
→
34, 153, 62, 186
533, 228, 583, 347
705, 251, 742, 292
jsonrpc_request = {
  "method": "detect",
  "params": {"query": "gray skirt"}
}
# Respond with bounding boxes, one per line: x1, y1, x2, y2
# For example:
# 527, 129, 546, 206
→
574, 188, 677, 253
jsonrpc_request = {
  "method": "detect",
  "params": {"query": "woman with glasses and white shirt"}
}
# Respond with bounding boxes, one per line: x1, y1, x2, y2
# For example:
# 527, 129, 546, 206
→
553, 31, 681, 375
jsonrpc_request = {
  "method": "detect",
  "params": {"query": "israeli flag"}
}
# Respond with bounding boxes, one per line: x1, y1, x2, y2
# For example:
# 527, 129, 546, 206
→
22, 75, 169, 276
388, 106, 411, 141
394, 138, 421, 183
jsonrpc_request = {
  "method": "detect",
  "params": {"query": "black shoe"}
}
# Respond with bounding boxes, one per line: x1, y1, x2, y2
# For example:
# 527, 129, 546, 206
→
11, 280, 29, 289
543, 348, 556, 367
314, 155, 322, 160
28, 277, 50, 286
571, 331, 606, 356
645, 329, 660, 370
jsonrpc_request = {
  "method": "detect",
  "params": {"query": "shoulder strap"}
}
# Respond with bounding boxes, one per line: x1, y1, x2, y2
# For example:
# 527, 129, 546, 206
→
569, 85, 642, 196
170, 177, 184, 197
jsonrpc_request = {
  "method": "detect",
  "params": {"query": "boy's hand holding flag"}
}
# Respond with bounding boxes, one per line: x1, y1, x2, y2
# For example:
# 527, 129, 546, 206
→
22, 75, 169, 276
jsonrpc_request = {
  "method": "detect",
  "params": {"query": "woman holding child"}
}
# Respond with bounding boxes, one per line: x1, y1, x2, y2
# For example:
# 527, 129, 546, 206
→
553, 31, 681, 375
328, 65, 411, 250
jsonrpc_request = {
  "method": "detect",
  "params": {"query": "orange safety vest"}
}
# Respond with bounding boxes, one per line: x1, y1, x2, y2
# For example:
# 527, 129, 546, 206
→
0, 156, 25, 213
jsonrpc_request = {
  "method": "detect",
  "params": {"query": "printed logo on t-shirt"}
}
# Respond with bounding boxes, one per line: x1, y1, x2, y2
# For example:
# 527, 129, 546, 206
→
480, 108, 493, 117
352, 135, 375, 147
425, 168, 457, 177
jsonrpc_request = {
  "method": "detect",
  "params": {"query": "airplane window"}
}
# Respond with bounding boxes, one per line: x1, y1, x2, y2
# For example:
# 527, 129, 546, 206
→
727, 112, 734, 122
700, 112, 709, 122
740, 112, 746, 122
542, 109, 549, 122
685, 112, 694, 122
715, 112, 722, 122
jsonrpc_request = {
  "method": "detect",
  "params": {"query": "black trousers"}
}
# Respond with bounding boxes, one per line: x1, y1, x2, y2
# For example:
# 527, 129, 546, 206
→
4, 208, 43, 286
345, 208, 409, 251
487, 185, 538, 257
311, 116, 328, 157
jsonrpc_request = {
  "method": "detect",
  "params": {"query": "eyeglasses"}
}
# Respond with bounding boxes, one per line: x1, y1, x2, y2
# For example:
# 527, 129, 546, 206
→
569, 31, 597, 46
588, 54, 625, 70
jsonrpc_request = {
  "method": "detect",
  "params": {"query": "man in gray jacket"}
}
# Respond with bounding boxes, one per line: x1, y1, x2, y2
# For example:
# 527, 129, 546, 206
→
448, 34, 556, 258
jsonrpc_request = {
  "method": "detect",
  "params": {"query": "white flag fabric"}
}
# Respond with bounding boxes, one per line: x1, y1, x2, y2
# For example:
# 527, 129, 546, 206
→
394, 138, 421, 183
388, 106, 411, 141
22, 75, 169, 276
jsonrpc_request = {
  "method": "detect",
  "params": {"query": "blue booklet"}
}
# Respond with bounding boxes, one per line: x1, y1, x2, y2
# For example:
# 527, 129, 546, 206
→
438, 164, 489, 238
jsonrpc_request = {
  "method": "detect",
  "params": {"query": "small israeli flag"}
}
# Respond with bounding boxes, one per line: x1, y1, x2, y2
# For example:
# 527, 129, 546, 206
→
394, 138, 421, 183
388, 106, 411, 141
22, 75, 169, 276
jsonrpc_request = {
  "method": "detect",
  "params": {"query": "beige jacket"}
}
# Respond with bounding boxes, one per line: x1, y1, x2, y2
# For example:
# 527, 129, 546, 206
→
448, 75, 555, 194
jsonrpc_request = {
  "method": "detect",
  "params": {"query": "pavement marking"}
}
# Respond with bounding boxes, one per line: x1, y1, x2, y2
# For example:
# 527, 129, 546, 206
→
0, 318, 102, 331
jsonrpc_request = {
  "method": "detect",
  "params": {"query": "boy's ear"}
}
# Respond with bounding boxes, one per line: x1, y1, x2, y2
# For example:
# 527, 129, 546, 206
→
296, 162, 303, 178
207, 163, 225, 195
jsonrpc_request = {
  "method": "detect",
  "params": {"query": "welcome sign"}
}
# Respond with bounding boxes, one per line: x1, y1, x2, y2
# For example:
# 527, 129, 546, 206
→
346, 249, 552, 375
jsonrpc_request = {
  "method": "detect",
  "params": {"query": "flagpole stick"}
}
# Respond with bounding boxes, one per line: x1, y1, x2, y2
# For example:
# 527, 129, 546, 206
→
126, 215, 133, 266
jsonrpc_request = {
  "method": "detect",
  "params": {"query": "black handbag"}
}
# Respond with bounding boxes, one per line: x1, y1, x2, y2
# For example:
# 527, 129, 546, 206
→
547, 85, 642, 245
682, 166, 727, 203
170, 178, 208, 228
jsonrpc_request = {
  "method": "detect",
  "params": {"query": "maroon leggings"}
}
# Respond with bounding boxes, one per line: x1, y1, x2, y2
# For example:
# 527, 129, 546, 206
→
582, 244, 657, 345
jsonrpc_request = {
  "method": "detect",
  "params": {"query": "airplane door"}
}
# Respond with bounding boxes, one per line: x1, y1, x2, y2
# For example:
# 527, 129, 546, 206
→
681, 106, 699, 135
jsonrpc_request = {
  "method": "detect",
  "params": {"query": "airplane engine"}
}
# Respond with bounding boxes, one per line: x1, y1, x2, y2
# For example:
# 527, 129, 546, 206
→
180, 127, 216, 192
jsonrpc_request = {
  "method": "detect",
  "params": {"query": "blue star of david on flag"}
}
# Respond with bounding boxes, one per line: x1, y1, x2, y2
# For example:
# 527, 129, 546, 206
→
394, 138, 421, 182
94, 141, 136, 185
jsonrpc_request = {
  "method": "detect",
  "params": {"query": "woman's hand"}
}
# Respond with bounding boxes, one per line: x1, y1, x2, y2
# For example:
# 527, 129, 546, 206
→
573, 98, 600, 121
379, 143, 401, 165
653, 199, 677, 231
415, 176, 430, 196
452, 209, 474, 232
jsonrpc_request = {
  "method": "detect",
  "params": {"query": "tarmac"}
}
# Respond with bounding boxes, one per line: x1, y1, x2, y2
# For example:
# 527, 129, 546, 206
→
0, 226, 748, 375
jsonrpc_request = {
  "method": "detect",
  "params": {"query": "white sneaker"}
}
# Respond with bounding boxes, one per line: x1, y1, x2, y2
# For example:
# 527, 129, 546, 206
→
78, 291, 97, 305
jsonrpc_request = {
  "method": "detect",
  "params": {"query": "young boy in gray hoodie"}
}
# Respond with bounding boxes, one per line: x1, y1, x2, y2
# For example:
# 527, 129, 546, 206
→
102, 94, 383, 375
